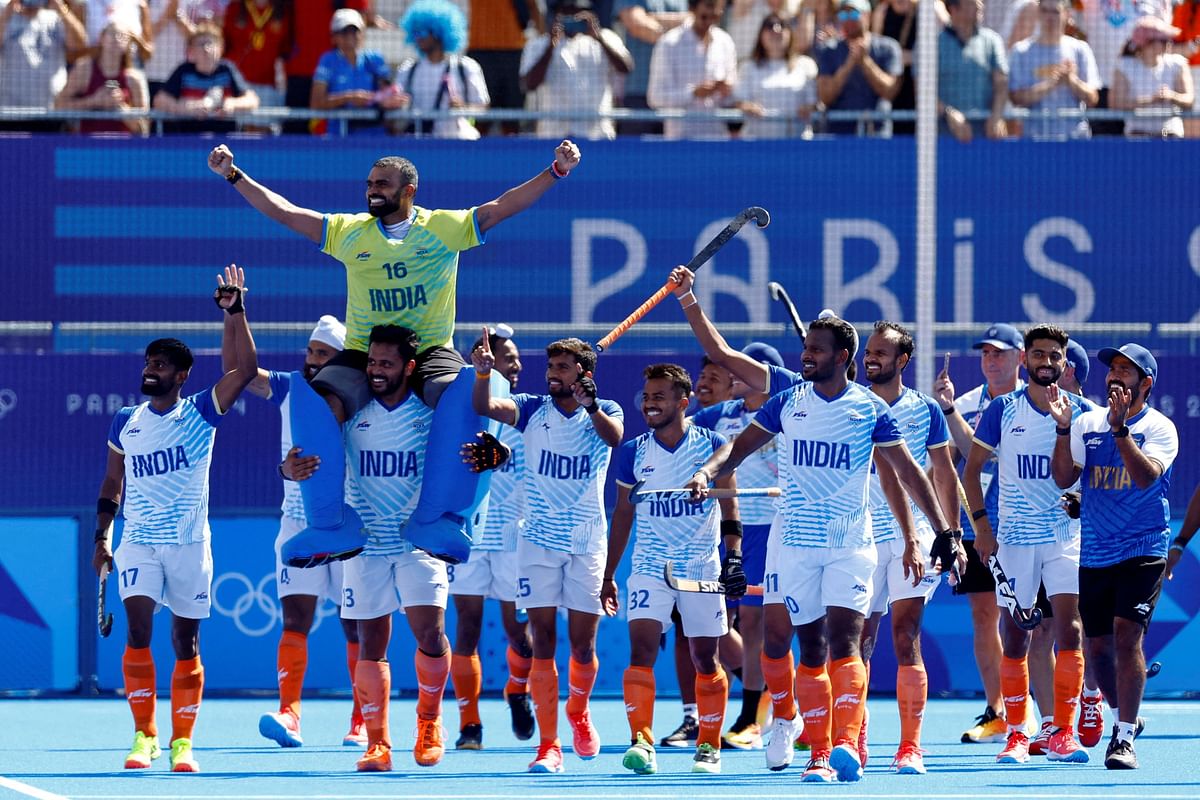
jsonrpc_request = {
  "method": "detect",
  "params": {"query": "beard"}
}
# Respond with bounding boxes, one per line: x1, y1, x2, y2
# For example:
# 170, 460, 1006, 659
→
303, 361, 322, 381
1030, 366, 1062, 387
141, 377, 170, 396
644, 409, 675, 429
803, 360, 837, 382
865, 363, 896, 385
369, 374, 405, 398
1108, 380, 1141, 404
367, 190, 402, 218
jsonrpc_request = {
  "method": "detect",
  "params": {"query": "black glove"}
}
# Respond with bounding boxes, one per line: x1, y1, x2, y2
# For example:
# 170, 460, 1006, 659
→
460, 431, 511, 473
213, 283, 245, 314
1061, 491, 1081, 520
574, 374, 598, 410
721, 549, 747, 599
930, 529, 962, 573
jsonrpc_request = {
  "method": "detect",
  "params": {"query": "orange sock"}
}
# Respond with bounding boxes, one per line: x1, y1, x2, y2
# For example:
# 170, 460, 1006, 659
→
695, 669, 729, 749
415, 649, 450, 721
171, 657, 204, 742
795, 661, 833, 751
505, 646, 532, 696
451, 653, 483, 727
355, 660, 391, 747
1053, 649, 1085, 730
346, 642, 362, 721
277, 630, 307, 717
623, 665, 656, 742
761, 651, 798, 720
896, 664, 928, 746
122, 646, 157, 737
566, 656, 597, 717
1000, 656, 1029, 731
529, 658, 559, 743
830, 656, 867, 746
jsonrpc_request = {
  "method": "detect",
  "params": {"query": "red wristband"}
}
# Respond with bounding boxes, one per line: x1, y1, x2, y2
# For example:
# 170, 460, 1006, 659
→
550, 160, 568, 179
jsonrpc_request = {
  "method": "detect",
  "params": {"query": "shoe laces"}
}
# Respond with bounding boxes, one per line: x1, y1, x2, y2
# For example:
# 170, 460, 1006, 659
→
415, 718, 445, 749
1081, 702, 1102, 724
364, 742, 390, 759
805, 750, 832, 770
535, 740, 562, 761
893, 741, 926, 764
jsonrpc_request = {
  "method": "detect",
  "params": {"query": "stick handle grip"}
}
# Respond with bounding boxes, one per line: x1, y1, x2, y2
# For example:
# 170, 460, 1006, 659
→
707, 487, 781, 499
595, 278, 678, 353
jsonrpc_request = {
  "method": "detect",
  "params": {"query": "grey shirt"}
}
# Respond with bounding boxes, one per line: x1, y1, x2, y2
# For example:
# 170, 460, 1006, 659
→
0, 9, 68, 107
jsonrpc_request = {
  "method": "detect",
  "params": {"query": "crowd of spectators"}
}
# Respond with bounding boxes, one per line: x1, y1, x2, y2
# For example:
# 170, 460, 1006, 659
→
0, 0, 1194, 137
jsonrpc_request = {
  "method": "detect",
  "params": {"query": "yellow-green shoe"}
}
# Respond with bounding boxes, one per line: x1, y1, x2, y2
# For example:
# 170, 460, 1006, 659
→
169, 737, 200, 773
124, 731, 161, 769
692, 742, 721, 774
622, 732, 658, 775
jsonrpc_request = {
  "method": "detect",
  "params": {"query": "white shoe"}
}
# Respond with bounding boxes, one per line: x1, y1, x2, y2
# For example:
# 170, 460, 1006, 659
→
766, 714, 803, 771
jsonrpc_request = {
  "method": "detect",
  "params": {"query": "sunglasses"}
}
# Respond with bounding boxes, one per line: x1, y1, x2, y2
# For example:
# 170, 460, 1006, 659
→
837, 9, 862, 21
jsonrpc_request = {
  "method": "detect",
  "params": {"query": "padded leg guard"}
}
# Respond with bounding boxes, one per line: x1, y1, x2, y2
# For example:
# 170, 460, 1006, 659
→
405, 367, 510, 564
280, 375, 366, 567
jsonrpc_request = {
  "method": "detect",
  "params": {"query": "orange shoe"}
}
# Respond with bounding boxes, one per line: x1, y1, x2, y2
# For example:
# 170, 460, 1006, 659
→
529, 739, 565, 773
1078, 694, 1104, 748
1046, 726, 1089, 764
356, 742, 392, 772
414, 717, 445, 767
567, 709, 601, 759
997, 730, 1030, 764
1028, 721, 1054, 756
343, 713, 368, 747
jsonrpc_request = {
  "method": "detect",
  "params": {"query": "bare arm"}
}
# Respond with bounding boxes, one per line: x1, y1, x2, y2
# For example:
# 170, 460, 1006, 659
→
207, 144, 324, 243
861, 52, 902, 101
470, 332, 519, 424
875, 449, 924, 584
672, 266, 771, 393
877, 441, 950, 532
990, 69, 1009, 121
928, 444, 961, 526
520, 34, 558, 92
618, 5, 686, 45
53, 0, 88, 53
961, 441, 995, 559
597, 27, 634, 74
220, 320, 271, 398
212, 266, 259, 413
92, 447, 125, 574
691, 426, 769, 493
601, 485, 635, 615
474, 140, 580, 234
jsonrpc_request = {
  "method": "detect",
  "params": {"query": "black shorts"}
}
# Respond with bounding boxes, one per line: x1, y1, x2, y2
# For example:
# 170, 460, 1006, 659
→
1035, 581, 1053, 620
952, 538, 997, 595
311, 345, 467, 418
1079, 556, 1166, 638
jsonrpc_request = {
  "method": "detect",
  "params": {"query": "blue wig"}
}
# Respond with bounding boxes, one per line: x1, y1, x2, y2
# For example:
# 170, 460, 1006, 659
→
401, 0, 467, 54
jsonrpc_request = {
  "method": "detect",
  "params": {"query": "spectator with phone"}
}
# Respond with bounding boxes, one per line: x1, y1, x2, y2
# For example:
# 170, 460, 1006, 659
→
55, 21, 150, 134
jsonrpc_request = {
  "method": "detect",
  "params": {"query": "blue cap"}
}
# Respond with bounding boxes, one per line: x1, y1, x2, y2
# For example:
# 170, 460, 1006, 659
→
742, 342, 785, 369
972, 323, 1023, 351
1098, 343, 1158, 383
1065, 339, 1089, 386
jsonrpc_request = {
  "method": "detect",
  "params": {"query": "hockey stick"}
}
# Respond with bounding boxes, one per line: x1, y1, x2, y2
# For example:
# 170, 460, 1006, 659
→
767, 281, 807, 343
663, 562, 764, 597
98, 563, 114, 638
956, 480, 1043, 631
594, 207, 770, 354
1146, 660, 1162, 679
628, 480, 781, 505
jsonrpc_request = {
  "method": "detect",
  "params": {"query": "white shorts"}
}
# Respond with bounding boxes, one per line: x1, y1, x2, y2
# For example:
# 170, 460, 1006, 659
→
626, 573, 728, 638
515, 538, 604, 615
448, 549, 519, 602
995, 537, 1080, 609
764, 537, 876, 626
113, 539, 213, 620
340, 551, 449, 620
275, 516, 345, 605
868, 531, 941, 615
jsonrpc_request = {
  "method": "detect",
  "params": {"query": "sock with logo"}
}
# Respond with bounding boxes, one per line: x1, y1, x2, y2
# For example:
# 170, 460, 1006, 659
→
451, 653, 482, 728
795, 661, 833, 751
761, 651, 798, 721
1053, 648, 1085, 730
695, 669, 729, 749
566, 656, 598, 717
355, 659, 391, 747
277, 630, 307, 718
830, 656, 868, 746
1000, 655, 1030, 733
123, 645, 157, 737
171, 657, 204, 742
529, 658, 559, 743
415, 648, 451, 721
623, 666, 656, 742
896, 663, 928, 746
505, 645, 532, 697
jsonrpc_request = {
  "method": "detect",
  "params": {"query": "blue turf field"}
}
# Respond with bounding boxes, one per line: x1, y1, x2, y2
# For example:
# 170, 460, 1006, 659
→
1, 697, 1198, 799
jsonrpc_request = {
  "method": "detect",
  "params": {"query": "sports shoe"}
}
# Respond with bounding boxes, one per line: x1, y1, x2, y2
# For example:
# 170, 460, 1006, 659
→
1027, 721, 1054, 756
259, 709, 303, 748
765, 714, 803, 771
1104, 735, 1138, 770
830, 740, 864, 782
356, 742, 392, 772
962, 706, 1008, 743
801, 749, 835, 782
506, 690, 536, 741
892, 741, 926, 775
622, 732, 658, 775
414, 717, 445, 767
1078, 694, 1104, 747
455, 722, 483, 750
722, 721, 763, 750
124, 731, 161, 769
858, 705, 870, 765
529, 739, 565, 774
692, 742, 721, 774
660, 715, 699, 748
169, 737, 199, 773
567, 709, 601, 759
1046, 726, 1089, 763
343, 714, 368, 747
997, 730, 1030, 764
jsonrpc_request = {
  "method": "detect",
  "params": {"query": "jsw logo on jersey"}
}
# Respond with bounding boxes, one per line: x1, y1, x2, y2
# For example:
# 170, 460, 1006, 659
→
356, 420, 371, 431
1009, 426, 1027, 435
130, 446, 191, 478
791, 440, 850, 469
356, 251, 371, 260
639, 466, 655, 474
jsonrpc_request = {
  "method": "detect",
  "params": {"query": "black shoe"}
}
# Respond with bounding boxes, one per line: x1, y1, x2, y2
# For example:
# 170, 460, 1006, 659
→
660, 716, 699, 748
1104, 737, 1138, 769
455, 723, 483, 750
507, 691, 535, 741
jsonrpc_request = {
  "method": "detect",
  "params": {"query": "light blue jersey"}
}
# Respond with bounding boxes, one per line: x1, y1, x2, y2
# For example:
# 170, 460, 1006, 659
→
1071, 406, 1178, 567
473, 423, 525, 552
107, 388, 225, 545
615, 425, 728, 580
973, 388, 1085, 546
691, 399, 779, 525
267, 371, 306, 523
344, 393, 434, 556
868, 387, 950, 543
513, 394, 623, 554
752, 381, 903, 548
954, 380, 1026, 539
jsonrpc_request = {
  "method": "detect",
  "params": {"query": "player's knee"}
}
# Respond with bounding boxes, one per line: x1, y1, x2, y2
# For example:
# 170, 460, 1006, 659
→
171, 629, 199, 660
569, 643, 595, 665
1112, 619, 1144, 654
126, 625, 152, 649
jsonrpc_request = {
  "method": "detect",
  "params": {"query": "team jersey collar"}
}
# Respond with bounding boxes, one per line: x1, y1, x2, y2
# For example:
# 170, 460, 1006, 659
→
373, 391, 414, 412
652, 426, 689, 453
812, 382, 851, 403
374, 207, 418, 239
146, 398, 183, 417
